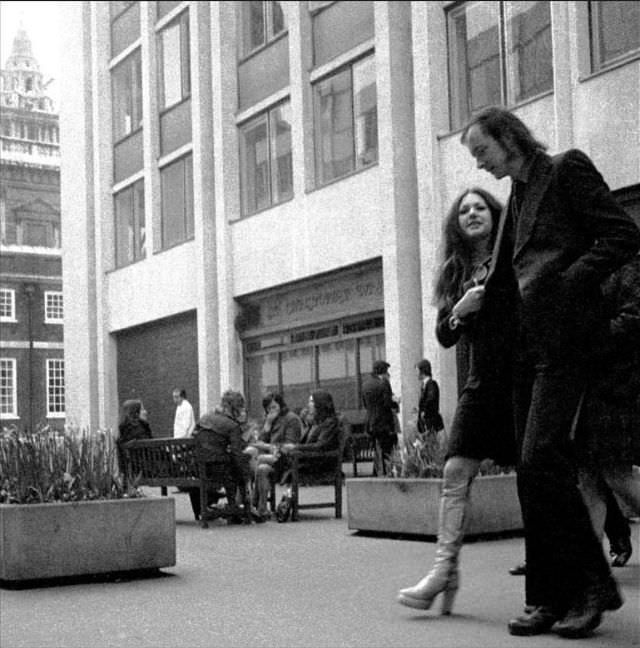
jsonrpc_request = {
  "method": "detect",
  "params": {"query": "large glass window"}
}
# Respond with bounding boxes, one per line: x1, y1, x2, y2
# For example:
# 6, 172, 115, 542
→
589, 1, 640, 72
246, 352, 280, 421
318, 339, 357, 413
0, 358, 17, 419
46, 359, 65, 417
114, 179, 146, 268
241, 1, 286, 57
244, 315, 384, 420
314, 55, 378, 186
112, 50, 143, 142
160, 154, 194, 249
0, 289, 16, 322
448, 1, 552, 130
158, 10, 190, 110
239, 101, 292, 216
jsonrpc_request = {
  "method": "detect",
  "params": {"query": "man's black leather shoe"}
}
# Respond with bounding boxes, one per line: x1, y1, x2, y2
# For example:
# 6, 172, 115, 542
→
509, 561, 527, 576
552, 580, 623, 638
610, 535, 633, 567
508, 606, 560, 636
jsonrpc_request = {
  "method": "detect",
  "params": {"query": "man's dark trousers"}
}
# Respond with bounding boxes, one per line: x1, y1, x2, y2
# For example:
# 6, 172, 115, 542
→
513, 344, 611, 612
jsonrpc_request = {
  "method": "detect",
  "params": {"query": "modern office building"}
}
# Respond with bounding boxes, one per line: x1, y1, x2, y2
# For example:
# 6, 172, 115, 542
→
60, 1, 639, 436
1, 27, 64, 432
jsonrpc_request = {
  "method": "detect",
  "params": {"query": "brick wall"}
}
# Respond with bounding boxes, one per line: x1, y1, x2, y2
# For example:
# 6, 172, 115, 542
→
115, 310, 199, 438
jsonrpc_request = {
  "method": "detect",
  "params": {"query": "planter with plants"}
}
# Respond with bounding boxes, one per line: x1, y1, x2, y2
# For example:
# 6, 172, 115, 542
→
346, 427, 522, 537
0, 428, 175, 582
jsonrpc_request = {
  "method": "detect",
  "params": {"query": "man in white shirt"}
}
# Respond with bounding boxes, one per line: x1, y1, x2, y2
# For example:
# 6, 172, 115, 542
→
173, 388, 195, 438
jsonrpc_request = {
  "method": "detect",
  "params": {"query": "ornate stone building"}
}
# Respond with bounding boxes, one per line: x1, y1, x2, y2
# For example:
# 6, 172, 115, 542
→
0, 27, 64, 431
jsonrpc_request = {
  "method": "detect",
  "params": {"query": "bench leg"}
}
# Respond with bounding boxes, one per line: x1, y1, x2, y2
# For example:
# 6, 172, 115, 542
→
290, 472, 299, 522
161, 486, 168, 497
335, 475, 342, 519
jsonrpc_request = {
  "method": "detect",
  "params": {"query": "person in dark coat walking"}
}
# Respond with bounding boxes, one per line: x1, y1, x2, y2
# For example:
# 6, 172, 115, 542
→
462, 106, 640, 638
576, 254, 640, 561
361, 360, 397, 475
415, 359, 443, 436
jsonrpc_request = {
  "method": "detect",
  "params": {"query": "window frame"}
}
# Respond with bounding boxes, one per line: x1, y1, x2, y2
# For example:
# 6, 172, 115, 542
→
114, 178, 146, 269
588, 0, 640, 73
111, 48, 143, 146
157, 8, 191, 113
44, 290, 64, 325
0, 288, 17, 322
0, 358, 18, 419
46, 358, 65, 418
239, 1, 288, 61
446, 0, 554, 131
312, 52, 378, 188
238, 99, 293, 218
159, 153, 194, 250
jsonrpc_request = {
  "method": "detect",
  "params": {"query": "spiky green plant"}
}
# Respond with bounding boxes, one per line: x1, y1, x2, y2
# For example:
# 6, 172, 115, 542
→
0, 426, 143, 504
386, 421, 514, 478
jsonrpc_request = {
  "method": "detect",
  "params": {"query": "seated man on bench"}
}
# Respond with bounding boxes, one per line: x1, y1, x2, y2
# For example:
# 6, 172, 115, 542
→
190, 390, 253, 524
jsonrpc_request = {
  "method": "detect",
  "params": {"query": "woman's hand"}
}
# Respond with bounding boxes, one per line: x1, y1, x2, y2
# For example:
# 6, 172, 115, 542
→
280, 443, 296, 454
452, 285, 485, 320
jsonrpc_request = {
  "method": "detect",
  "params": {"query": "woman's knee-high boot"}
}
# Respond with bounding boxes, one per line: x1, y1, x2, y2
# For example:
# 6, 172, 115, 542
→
397, 476, 471, 614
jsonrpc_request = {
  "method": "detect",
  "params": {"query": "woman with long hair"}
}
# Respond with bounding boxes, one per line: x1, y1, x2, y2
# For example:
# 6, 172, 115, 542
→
277, 390, 343, 521
397, 187, 517, 614
118, 399, 152, 444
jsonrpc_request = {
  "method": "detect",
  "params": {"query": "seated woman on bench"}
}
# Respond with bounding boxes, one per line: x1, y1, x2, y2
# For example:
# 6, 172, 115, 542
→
249, 392, 303, 521
275, 390, 342, 521
117, 399, 152, 475
190, 390, 252, 523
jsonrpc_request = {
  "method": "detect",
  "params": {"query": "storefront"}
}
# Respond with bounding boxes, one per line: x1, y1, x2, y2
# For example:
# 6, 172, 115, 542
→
236, 260, 385, 424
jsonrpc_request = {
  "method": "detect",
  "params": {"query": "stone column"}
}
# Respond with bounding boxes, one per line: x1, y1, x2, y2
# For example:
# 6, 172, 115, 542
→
374, 2, 423, 429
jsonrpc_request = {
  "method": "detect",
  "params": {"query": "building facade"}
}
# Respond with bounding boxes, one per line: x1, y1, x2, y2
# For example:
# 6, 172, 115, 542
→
1, 28, 64, 432
60, 1, 640, 436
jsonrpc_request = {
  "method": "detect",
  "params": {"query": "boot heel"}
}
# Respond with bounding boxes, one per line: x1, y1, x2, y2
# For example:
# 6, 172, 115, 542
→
440, 585, 457, 615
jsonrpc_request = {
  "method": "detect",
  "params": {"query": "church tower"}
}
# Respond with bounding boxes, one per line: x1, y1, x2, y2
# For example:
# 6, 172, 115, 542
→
0, 26, 64, 431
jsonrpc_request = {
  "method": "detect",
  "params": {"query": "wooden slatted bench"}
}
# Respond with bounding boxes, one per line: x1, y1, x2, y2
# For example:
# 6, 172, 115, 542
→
120, 437, 229, 528
348, 430, 376, 477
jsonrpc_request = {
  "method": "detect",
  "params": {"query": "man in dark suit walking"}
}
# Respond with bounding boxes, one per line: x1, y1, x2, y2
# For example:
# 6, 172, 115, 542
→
415, 359, 443, 436
462, 106, 640, 639
362, 360, 397, 475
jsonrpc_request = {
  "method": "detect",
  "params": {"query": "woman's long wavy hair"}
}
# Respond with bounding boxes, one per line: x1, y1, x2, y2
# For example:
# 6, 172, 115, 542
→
433, 187, 503, 311
310, 390, 336, 424
119, 399, 142, 428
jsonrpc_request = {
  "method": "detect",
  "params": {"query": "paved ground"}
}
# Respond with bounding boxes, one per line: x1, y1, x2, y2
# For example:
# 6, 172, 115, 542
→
2, 470, 639, 648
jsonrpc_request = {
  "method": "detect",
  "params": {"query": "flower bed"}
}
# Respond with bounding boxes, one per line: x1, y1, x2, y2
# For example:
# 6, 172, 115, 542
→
0, 428, 175, 582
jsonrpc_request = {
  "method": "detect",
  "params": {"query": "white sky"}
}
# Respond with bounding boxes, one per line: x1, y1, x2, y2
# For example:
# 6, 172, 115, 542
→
0, 0, 62, 109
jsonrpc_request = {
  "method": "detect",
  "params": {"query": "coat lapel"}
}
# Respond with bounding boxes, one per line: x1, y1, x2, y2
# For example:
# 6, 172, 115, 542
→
486, 203, 510, 283
513, 152, 553, 261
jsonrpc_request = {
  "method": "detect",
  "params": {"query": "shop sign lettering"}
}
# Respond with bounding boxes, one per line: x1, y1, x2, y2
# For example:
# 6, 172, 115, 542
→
261, 275, 383, 325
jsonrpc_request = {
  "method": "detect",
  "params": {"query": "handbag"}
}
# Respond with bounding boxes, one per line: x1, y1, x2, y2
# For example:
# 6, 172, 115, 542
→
276, 494, 292, 523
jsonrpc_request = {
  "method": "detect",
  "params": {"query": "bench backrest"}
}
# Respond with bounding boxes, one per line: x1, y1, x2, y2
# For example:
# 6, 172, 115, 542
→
121, 437, 200, 486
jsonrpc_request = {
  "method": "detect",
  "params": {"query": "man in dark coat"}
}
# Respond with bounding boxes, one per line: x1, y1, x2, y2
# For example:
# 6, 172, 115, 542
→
462, 106, 640, 639
415, 358, 443, 436
361, 360, 397, 475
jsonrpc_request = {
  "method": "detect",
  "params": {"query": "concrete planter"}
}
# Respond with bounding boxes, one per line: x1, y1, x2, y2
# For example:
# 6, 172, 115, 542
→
346, 474, 522, 536
0, 497, 176, 582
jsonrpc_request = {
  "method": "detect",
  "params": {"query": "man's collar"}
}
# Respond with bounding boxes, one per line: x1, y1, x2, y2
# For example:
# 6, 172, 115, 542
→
515, 153, 537, 183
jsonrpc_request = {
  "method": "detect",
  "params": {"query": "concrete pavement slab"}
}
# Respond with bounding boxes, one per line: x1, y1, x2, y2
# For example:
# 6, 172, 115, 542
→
1, 485, 638, 648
